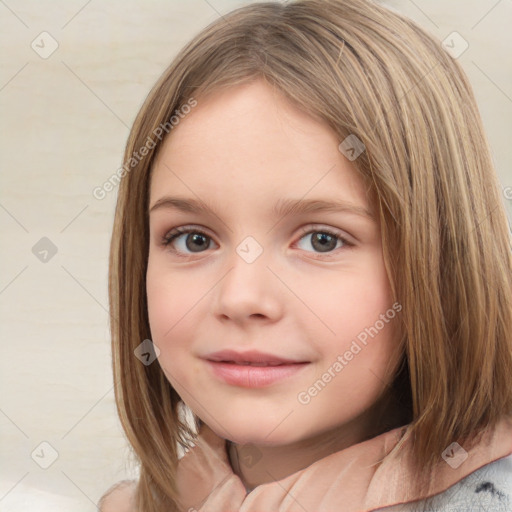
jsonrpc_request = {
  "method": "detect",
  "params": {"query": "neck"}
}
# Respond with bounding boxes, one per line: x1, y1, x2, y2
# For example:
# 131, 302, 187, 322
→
228, 424, 359, 492
227, 393, 404, 492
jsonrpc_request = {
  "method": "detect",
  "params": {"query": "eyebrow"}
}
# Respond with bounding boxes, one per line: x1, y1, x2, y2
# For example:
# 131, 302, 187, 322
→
149, 196, 374, 221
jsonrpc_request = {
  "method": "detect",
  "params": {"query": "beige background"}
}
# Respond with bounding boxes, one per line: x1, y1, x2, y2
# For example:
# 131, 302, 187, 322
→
0, 0, 510, 510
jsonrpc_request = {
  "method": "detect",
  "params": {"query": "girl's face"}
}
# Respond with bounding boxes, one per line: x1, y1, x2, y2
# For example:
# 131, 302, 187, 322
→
147, 79, 401, 446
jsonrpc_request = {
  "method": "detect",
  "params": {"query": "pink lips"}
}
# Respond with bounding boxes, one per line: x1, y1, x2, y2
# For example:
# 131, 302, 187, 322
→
203, 349, 310, 388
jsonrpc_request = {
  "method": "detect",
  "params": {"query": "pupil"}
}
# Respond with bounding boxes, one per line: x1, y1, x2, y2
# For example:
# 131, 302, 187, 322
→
187, 233, 208, 252
313, 233, 336, 252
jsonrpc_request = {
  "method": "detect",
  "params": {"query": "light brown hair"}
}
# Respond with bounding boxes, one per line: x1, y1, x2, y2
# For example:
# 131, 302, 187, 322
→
107, 0, 512, 509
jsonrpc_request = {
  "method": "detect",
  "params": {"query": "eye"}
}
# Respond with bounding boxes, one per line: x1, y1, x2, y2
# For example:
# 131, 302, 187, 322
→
162, 226, 216, 257
295, 226, 353, 255
161, 225, 353, 258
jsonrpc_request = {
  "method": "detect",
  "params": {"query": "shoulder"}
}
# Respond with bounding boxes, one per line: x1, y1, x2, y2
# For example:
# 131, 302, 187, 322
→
412, 454, 512, 512
97, 479, 137, 512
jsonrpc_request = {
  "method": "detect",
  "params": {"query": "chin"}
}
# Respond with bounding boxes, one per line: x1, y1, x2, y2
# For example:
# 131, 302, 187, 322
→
219, 420, 304, 447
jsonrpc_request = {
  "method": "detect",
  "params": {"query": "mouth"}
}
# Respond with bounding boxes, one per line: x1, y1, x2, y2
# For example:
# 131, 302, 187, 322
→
204, 349, 309, 365
203, 350, 310, 387
213, 360, 293, 366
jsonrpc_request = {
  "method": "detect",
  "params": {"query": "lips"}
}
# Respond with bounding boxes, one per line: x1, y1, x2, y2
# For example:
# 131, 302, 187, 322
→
203, 349, 310, 388
204, 349, 307, 365
221, 361, 283, 366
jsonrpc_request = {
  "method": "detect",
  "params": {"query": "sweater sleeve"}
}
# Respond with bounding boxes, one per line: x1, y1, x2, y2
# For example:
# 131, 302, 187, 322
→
374, 453, 512, 512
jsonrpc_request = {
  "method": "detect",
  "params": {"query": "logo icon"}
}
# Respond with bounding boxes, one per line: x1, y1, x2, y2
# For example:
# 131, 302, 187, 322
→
31, 441, 59, 469
338, 134, 365, 161
238, 444, 262, 468
134, 339, 161, 365
442, 441, 468, 469
32, 237, 58, 263
442, 32, 469, 59
31, 32, 59, 59
236, 236, 263, 264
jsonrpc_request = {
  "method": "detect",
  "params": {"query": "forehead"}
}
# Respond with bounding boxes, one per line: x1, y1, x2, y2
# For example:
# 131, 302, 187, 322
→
149, 80, 370, 212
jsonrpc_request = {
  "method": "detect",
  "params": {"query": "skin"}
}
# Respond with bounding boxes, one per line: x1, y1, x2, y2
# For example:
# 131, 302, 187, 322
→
146, 79, 402, 491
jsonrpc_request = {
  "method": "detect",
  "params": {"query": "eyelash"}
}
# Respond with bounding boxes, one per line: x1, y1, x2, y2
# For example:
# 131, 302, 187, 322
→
161, 225, 354, 259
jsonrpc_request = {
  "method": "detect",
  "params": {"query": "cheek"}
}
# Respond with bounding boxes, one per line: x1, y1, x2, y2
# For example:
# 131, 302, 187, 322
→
146, 267, 207, 394
146, 263, 200, 354
291, 261, 392, 342
348, 273, 393, 333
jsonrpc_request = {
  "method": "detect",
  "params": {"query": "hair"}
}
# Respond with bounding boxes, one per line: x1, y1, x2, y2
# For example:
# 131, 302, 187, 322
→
107, 0, 512, 509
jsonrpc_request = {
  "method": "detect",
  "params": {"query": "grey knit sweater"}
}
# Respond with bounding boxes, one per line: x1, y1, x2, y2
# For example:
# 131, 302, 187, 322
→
377, 453, 512, 511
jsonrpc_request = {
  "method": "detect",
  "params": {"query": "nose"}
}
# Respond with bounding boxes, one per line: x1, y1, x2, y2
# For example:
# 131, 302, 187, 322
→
212, 244, 284, 325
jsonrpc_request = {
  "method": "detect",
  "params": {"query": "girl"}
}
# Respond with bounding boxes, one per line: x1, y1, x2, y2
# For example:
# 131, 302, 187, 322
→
100, 0, 512, 510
